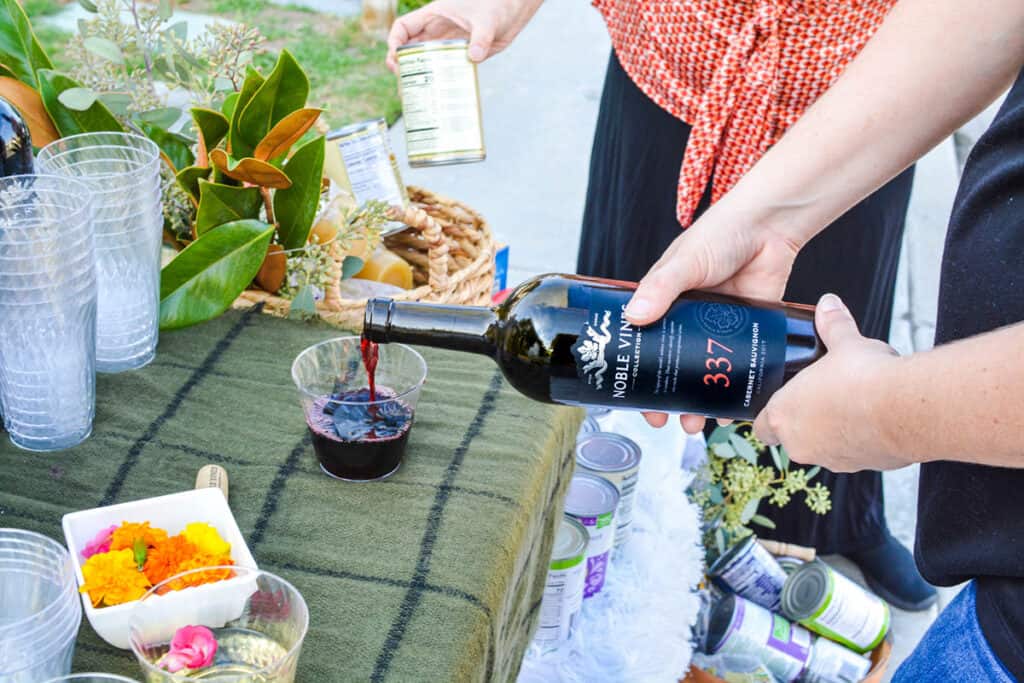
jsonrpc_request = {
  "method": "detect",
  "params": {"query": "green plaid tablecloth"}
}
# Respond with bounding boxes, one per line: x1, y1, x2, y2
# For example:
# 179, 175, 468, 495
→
0, 307, 580, 682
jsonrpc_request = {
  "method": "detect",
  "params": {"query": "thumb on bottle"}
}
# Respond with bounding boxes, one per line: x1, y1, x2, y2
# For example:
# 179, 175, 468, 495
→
815, 293, 861, 350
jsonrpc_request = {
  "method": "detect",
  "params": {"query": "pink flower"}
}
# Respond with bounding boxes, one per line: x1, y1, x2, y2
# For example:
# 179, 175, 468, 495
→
81, 525, 117, 559
159, 625, 218, 673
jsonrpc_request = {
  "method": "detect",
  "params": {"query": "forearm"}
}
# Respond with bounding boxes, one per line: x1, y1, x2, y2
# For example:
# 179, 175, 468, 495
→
875, 323, 1024, 468
720, 0, 1024, 246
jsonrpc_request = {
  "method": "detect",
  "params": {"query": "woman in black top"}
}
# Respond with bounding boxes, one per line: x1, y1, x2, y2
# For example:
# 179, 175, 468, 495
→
622, 0, 1024, 677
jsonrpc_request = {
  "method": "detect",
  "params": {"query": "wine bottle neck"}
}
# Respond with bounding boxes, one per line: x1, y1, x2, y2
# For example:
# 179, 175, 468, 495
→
363, 299, 499, 356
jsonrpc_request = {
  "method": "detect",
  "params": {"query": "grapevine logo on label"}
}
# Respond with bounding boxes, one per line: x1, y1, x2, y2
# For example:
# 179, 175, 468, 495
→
697, 303, 748, 337
572, 310, 613, 390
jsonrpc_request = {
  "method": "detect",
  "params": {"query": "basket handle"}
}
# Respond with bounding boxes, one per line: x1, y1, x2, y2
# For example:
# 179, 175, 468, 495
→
387, 204, 450, 293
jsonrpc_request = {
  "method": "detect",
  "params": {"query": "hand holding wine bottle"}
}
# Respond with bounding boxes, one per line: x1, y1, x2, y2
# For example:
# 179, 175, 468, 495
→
623, 199, 812, 433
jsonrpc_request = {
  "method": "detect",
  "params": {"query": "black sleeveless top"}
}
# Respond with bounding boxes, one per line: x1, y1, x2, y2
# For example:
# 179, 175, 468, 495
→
920, 66, 1024, 678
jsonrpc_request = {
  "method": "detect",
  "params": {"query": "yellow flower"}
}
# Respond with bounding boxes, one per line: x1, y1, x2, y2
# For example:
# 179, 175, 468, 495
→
80, 549, 151, 607
182, 523, 231, 557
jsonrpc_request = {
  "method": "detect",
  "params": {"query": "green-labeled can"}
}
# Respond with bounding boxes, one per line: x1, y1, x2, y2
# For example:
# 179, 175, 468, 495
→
780, 559, 890, 654
535, 515, 588, 646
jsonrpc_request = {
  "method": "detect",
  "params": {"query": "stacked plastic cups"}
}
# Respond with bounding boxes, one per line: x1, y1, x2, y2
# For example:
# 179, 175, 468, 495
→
0, 529, 83, 681
0, 174, 98, 451
36, 132, 163, 373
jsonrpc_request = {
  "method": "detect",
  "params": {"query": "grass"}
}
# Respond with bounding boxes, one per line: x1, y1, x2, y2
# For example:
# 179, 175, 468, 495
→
30, 0, 401, 128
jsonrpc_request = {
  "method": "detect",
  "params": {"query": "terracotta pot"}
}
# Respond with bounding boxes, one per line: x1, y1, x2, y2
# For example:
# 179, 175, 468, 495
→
681, 635, 893, 683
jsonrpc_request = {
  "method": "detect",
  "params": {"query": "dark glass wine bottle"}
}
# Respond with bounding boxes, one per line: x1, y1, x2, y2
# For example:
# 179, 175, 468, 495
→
363, 274, 823, 419
0, 96, 33, 177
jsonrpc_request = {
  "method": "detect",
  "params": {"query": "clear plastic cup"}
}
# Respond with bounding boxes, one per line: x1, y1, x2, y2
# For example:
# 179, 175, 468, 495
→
129, 566, 309, 682
36, 132, 163, 373
291, 337, 427, 481
45, 676, 142, 682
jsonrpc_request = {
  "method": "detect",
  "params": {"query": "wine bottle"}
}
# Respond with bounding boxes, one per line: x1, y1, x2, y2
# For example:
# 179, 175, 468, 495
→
363, 274, 823, 419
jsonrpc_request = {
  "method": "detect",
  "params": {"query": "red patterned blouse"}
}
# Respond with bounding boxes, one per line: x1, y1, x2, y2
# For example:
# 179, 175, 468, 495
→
592, 0, 897, 227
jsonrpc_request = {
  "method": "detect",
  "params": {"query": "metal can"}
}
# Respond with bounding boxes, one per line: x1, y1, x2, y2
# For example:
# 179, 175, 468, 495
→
577, 415, 600, 441
707, 594, 812, 683
327, 118, 408, 210
781, 560, 890, 654
803, 636, 873, 683
575, 433, 641, 549
563, 473, 619, 598
535, 515, 588, 646
395, 39, 485, 167
585, 406, 612, 417
776, 556, 806, 576
709, 536, 789, 611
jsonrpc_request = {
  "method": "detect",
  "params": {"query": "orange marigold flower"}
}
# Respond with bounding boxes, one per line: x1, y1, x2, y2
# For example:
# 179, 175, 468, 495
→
165, 554, 235, 592
79, 549, 151, 607
110, 521, 168, 552
143, 535, 200, 585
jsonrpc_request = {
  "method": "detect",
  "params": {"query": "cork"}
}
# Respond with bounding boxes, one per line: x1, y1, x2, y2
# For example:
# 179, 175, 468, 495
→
195, 464, 228, 500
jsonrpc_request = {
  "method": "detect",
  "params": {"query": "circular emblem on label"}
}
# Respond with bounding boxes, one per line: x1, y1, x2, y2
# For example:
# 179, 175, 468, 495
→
696, 303, 748, 337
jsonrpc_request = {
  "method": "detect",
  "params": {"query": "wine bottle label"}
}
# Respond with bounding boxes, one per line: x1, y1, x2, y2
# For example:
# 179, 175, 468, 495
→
558, 286, 787, 418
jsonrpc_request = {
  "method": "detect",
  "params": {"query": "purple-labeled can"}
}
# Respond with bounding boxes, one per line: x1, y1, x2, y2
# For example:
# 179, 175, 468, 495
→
709, 535, 788, 611
707, 594, 812, 682
563, 473, 619, 598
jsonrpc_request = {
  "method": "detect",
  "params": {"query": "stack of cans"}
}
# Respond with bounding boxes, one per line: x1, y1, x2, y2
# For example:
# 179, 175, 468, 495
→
700, 536, 888, 682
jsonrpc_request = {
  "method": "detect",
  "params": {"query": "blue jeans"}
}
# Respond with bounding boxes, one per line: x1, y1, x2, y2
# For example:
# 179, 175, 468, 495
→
893, 582, 1017, 682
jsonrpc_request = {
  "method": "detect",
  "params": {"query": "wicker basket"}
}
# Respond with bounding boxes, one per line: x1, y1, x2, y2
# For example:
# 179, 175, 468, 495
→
234, 186, 495, 329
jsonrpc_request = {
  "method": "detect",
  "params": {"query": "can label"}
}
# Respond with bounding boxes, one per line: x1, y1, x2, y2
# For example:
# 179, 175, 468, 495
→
580, 466, 638, 548
717, 597, 811, 682
333, 121, 407, 209
555, 285, 787, 419
804, 637, 872, 683
711, 539, 787, 611
803, 568, 890, 653
398, 44, 484, 163
572, 512, 615, 598
535, 554, 586, 644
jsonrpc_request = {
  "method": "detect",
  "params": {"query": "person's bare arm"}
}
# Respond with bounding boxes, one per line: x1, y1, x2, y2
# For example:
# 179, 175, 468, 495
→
752, 297, 1024, 471
625, 0, 1024, 431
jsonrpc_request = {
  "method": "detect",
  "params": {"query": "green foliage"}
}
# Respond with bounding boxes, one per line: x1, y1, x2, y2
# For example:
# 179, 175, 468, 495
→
195, 180, 262, 235
273, 135, 325, 250
159, 219, 275, 330
690, 422, 832, 563
397, 0, 431, 15
37, 69, 123, 136
0, 0, 53, 88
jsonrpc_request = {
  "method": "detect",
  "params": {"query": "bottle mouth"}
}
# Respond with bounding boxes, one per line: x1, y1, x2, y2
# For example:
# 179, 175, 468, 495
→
363, 298, 395, 341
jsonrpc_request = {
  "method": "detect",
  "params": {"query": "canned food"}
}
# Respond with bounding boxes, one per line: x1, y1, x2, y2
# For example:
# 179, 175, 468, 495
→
577, 415, 600, 440
328, 118, 408, 208
776, 556, 806, 576
395, 39, 485, 167
781, 560, 890, 654
535, 515, 588, 646
563, 473, 619, 598
586, 406, 612, 417
709, 535, 788, 611
803, 636, 873, 683
707, 594, 812, 682
575, 433, 641, 549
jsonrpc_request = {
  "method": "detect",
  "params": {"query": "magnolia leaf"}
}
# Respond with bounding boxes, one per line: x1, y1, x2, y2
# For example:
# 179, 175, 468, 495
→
0, 0, 54, 88
707, 422, 738, 447
228, 67, 265, 157
136, 106, 180, 129
729, 433, 760, 465
209, 148, 292, 188
712, 442, 737, 460
159, 219, 275, 330
253, 107, 322, 161
157, 0, 172, 20
272, 135, 324, 249
37, 70, 122, 137
288, 284, 318, 320
805, 465, 820, 481
341, 255, 365, 280
0, 76, 58, 146
750, 514, 777, 530
237, 50, 308, 156
221, 92, 239, 119
195, 180, 261, 235
83, 36, 124, 65
137, 121, 194, 172
78, 0, 98, 11
740, 496, 761, 524
191, 107, 229, 159
98, 92, 132, 116
176, 165, 211, 203
255, 243, 286, 292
